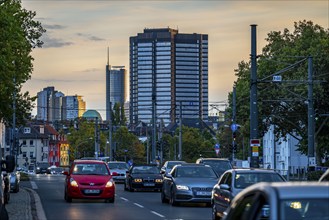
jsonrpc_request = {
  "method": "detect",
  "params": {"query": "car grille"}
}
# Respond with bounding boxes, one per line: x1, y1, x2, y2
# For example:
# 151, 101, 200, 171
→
143, 179, 155, 183
80, 182, 104, 186
192, 187, 212, 191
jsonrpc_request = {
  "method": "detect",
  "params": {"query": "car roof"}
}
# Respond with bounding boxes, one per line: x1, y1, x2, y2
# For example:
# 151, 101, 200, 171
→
73, 159, 106, 164
108, 161, 126, 163
243, 182, 329, 200
176, 163, 210, 167
230, 168, 282, 173
197, 158, 230, 161
132, 164, 158, 167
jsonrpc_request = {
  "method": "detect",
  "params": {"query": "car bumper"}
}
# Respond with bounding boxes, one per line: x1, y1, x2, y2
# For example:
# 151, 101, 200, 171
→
174, 190, 212, 203
112, 176, 126, 183
67, 186, 115, 199
131, 183, 163, 190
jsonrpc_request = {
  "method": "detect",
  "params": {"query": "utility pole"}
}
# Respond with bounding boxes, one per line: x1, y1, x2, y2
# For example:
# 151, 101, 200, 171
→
232, 86, 236, 163
178, 101, 182, 160
307, 56, 315, 169
250, 24, 259, 168
95, 117, 99, 159
106, 47, 113, 161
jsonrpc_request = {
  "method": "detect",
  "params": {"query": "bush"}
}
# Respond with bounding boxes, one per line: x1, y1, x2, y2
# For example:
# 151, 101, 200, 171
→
306, 170, 324, 181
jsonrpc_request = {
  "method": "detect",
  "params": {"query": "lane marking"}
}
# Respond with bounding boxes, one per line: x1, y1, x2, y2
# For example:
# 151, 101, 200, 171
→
31, 181, 38, 189
151, 211, 165, 218
121, 197, 129, 202
133, 203, 144, 208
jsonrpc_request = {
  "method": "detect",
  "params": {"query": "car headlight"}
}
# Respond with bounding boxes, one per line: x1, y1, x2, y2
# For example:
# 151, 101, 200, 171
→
176, 185, 189, 190
133, 178, 142, 183
155, 179, 163, 183
106, 179, 114, 188
70, 178, 78, 187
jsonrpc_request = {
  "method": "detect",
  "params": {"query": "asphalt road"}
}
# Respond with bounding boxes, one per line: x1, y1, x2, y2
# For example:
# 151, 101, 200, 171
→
26, 174, 212, 220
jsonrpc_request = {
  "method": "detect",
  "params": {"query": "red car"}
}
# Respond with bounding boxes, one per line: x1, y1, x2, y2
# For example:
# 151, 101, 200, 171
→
64, 160, 115, 203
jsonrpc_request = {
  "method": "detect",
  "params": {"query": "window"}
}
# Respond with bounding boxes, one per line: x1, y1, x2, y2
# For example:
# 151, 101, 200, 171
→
30, 152, 34, 158
24, 127, 31, 134
30, 140, 33, 145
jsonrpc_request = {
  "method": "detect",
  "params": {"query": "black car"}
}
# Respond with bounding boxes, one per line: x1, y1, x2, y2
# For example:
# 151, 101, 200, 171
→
196, 158, 233, 177
124, 164, 163, 192
36, 162, 50, 174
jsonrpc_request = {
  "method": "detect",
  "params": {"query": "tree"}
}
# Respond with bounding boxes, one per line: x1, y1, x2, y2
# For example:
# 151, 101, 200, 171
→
0, 0, 45, 125
112, 102, 126, 126
229, 20, 329, 163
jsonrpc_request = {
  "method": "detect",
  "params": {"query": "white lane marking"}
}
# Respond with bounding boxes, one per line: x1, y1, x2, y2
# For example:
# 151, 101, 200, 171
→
151, 211, 165, 218
133, 203, 144, 208
31, 181, 38, 189
121, 197, 129, 202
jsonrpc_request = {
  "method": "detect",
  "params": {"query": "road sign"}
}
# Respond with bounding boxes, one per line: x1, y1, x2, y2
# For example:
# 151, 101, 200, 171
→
230, 124, 238, 132
250, 139, 260, 146
215, 144, 220, 149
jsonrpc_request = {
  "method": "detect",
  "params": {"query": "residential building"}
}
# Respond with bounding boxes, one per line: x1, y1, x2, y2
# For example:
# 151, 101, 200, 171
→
62, 95, 86, 120
263, 124, 308, 174
129, 28, 208, 127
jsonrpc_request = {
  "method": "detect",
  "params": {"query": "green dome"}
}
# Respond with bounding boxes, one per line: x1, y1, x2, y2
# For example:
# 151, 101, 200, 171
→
82, 110, 102, 121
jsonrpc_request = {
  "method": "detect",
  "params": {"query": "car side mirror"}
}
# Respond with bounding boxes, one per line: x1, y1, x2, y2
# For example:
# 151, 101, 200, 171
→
219, 184, 230, 190
5, 155, 16, 173
63, 171, 69, 175
164, 173, 172, 178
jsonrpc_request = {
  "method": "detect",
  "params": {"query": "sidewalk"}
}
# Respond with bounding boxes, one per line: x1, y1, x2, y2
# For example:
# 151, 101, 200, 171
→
6, 187, 46, 220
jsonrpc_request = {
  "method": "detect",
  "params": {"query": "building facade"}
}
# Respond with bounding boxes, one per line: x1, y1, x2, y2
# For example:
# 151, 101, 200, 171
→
37, 87, 65, 122
62, 95, 86, 120
129, 28, 208, 126
106, 65, 127, 121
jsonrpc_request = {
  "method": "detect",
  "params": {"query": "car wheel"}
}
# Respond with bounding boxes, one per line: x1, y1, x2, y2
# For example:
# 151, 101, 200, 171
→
105, 197, 115, 203
64, 190, 72, 203
161, 190, 169, 203
169, 189, 178, 206
212, 202, 221, 220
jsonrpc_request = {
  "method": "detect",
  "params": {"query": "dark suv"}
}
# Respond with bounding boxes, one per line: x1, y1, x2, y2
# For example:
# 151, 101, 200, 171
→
196, 158, 232, 177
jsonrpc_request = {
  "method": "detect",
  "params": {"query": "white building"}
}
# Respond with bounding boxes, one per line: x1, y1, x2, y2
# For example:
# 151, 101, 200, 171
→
263, 124, 308, 174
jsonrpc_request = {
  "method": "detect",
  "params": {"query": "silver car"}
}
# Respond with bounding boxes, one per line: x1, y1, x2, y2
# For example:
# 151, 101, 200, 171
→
107, 161, 129, 183
211, 169, 286, 220
160, 161, 186, 175
161, 163, 219, 206
222, 182, 329, 220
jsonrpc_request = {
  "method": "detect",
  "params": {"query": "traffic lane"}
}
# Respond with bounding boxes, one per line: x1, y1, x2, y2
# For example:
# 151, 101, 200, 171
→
116, 183, 212, 220
31, 175, 167, 220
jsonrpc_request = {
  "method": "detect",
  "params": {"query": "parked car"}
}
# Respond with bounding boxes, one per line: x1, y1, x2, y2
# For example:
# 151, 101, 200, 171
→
196, 158, 233, 177
107, 161, 129, 183
63, 159, 115, 203
222, 182, 329, 220
0, 155, 15, 220
124, 164, 163, 192
319, 168, 329, 182
160, 160, 186, 175
9, 171, 20, 193
161, 163, 219, 206
211, 168, 286, 220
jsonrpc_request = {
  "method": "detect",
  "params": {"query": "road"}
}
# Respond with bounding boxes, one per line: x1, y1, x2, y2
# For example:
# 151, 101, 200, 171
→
25, 174, 212, 220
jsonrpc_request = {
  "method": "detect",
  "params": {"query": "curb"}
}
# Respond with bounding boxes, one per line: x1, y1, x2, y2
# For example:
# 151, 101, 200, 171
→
24, 187, 47, 220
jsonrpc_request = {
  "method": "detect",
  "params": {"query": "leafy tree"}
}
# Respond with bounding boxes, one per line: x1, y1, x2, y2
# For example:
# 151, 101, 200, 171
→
112, 102, 126, 126
228, 20, 329, 163
113, 126, 144, 163
67, 119, 107, 161
0, 0, 45, 125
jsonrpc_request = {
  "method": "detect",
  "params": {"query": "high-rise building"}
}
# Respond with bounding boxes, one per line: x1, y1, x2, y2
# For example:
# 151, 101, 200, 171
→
129, 28, 208, 126
62, 95, 86, 120
106, 63, 127, 121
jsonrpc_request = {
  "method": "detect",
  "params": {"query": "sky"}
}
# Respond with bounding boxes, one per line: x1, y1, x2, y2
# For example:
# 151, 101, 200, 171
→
21, 0, 329, 119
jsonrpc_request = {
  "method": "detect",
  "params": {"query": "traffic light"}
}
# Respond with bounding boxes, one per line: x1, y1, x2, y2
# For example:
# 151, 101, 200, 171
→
233, 144, 237, 153
233, 131, 237, 141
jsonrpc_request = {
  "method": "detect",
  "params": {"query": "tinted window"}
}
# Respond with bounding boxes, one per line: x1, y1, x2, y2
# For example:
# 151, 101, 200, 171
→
132, 166, 159, 174
176, 166, 217, 178
108, 162, 129, 170
201, 160, 232, 176
234, 173, 285, 189
73, 163, 109, 175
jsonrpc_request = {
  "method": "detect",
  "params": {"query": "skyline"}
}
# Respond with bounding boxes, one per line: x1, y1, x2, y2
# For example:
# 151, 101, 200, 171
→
21, 0, 328, 119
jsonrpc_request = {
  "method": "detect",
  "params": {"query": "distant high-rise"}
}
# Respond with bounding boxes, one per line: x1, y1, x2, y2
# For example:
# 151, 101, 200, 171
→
37, 87, 64, 122
62, 95, 86, 120
129, 28, 208, 126
106, 51, 127, 121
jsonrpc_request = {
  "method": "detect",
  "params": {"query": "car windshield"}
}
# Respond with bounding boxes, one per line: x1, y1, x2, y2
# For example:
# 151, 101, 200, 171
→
280, 199, 329, 220
132, 166, 159, 174
167, 162, 184, 169
234, 173, 285, 189
72, 163, 109, 175
108, 162, 129, 170
176, 166, 217, 178
202, 160, 232, 175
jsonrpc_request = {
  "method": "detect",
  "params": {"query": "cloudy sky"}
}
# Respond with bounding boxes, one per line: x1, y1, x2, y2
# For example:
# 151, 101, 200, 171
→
21, 0, 328, 119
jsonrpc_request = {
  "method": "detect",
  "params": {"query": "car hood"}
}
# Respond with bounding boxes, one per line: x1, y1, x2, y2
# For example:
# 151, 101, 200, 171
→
71, 175, 112, 185
174, 177, 218, 188
131, 173, 163, 179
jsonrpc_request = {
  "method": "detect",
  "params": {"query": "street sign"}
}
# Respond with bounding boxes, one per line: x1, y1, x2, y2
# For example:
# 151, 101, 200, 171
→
214, 144, 220, 155
215, 149, 220, 155
230, 124, 238, 132
273, 75, 282, 82
215, 144, 220, 149
250, 139, 260, 146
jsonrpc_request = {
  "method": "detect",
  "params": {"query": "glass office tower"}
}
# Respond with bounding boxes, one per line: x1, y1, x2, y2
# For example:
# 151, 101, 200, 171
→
129, 28, 208, 126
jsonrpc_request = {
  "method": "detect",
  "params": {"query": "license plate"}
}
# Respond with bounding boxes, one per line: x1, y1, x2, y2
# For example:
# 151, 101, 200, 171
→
144, 183, 155, 186
196, 191, 211, 196
85, 189, 100, 194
